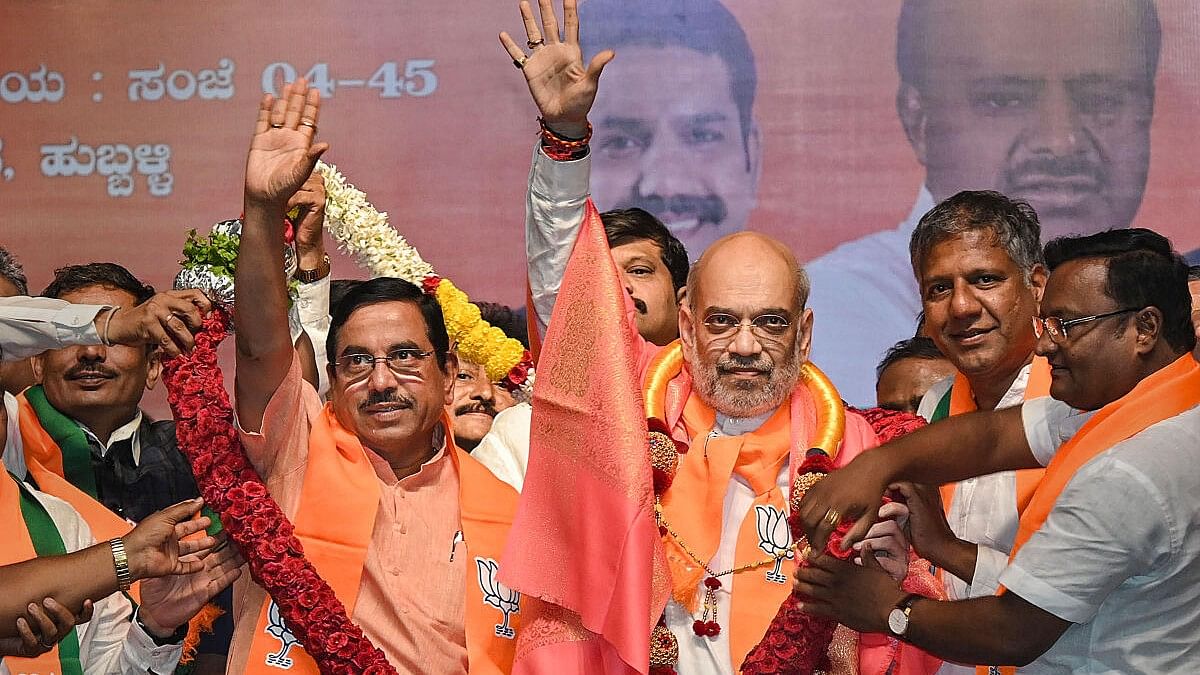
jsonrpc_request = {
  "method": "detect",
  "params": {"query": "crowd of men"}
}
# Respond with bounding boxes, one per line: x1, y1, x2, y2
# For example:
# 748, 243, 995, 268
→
3, 0, 1199, 673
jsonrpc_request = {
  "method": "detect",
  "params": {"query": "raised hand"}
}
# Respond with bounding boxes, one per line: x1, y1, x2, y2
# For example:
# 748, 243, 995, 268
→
137, 535, 243, 638
245, 79, 329, 210
499, 0, 614, 137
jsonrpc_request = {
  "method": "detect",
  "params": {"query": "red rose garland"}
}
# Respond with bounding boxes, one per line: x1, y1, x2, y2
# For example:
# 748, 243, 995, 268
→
163, 308, 397, 675
741, 407, 935, 675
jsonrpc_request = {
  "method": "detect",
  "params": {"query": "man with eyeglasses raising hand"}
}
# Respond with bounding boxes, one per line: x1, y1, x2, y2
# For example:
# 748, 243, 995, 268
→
227, 80, 521, 674
793, 228, 1200, 674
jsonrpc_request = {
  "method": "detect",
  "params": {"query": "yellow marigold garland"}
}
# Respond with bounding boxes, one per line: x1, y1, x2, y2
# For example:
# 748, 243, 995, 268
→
316, 162, 534, 390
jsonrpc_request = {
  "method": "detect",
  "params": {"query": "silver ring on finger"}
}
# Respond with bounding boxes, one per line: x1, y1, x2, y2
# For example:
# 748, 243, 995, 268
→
270, 122, 284, 129
527, 38, 545, 49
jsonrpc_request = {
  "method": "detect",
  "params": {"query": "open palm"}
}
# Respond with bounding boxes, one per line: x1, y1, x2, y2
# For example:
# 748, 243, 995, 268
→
245, 79, 329, 207
500, 0, 614, 133
138, 540, 243, 634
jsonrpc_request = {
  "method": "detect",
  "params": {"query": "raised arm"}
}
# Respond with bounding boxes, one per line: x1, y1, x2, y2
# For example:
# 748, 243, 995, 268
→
234, 80, 328, 430
499, 0, 613, 335
800, 405, 1040, 551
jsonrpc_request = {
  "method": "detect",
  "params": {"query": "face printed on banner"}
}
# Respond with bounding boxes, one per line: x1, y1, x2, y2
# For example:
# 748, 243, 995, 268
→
33, 286, 162, 431
680, 233, 812, 418
590, 46, 761, 259
328, 301, 455, 460
918, 229, 1046, 383
899, 0, 1157, 239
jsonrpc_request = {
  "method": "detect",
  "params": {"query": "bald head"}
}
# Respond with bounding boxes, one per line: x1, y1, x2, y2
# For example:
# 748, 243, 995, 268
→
687, 232, 810, 312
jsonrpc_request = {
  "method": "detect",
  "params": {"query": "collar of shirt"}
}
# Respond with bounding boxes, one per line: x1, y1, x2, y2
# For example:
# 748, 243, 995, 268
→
77, 411, 144, 465
713, 409, 775, 437
996, 363, 1034, 410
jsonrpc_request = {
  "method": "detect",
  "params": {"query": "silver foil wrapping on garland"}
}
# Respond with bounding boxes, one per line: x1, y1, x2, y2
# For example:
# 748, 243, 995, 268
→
173, 218, 298, 308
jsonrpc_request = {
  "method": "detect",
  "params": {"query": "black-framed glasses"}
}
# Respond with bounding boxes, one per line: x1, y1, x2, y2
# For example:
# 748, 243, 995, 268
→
334, 349, 436, 379
702, 312, 792, 341
1032, 308, 1140, 345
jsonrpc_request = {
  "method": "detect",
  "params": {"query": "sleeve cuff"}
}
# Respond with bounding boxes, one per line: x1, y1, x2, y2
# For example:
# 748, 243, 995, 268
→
530, 143, 591, 203
126, 612, 185, 673
53, 304, 107, 347
967, 544, 1009, 598
296, 275, 331, 326
999, 562, 1096, 623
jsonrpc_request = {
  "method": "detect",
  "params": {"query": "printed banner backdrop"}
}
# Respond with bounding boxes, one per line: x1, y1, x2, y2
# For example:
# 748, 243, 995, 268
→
2, 0, 1198, 405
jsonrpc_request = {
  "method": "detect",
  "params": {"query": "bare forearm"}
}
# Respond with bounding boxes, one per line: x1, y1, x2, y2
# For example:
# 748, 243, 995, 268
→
927, 537, 980, 584
234, 201, 295, 425
0, 544, 117, 637
904, 594, 1065, 667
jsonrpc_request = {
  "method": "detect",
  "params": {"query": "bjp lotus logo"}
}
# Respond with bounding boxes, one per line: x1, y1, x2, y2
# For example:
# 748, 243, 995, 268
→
264, 600, 300, 669
755, 505, 794, 584
475, 557, 520, 639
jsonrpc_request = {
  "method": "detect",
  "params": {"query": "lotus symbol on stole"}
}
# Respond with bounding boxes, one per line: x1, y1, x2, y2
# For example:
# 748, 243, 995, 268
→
755, 505, 794, 584
475, 557, 520, 639
264, 600, 300, 669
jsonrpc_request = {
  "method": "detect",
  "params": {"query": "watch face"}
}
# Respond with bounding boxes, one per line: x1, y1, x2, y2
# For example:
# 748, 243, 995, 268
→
888, 608, 909, 636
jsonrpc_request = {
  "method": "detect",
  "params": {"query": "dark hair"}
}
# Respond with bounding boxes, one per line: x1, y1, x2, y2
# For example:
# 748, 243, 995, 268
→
325, 277, 451, 371
1044, 228, 1195, 353
328, 279, 364, 318
601, 208, 690, 292
910, 190, 1044, 283
579, 0, 757, 154
876, 336, 948, 383
41, 262, 155, 304
476, 302, 530, 350
0, 245, 29, 295
1187, 265, 1200, 282
897, 0, 1162, 91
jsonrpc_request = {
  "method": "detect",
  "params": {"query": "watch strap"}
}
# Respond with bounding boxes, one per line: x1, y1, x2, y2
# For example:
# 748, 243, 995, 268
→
295, 253, 331, 283
134, 608, 188, 646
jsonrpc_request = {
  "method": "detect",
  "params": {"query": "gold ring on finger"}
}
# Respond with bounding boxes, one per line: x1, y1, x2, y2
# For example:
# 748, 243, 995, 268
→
513, 55, 529, 70
822, 508, 841, 527
300, 119, 317, 133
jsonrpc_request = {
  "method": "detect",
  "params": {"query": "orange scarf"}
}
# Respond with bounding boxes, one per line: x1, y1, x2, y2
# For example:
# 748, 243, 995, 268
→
660, 386, 833, 671
243, 407, 520, 674
0, 472, 80, 674
982, 354, 1200, 675
935, 357, 1051, 515
16, 392, 134, 544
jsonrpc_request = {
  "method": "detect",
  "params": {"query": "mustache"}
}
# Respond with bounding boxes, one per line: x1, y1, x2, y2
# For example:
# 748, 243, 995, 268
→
359, 389, 416, 411
455, 401, 497, 417
1005, 155, 1106, 189
716, 354, 774, 375
631, 296, 648, 314
619, 193, 727, 227
65, 363, 117, 380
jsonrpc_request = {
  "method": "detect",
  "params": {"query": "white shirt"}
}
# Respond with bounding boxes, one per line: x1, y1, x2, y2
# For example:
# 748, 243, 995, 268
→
471, 403, 532, 492
1001, 396, 1200, 674
0, 296, 106, 362
295, 275, 331, 396
804, 189, 933, 407
917, 365, 1031, 675
0, 486, 183, 674
2, 392, 25, 480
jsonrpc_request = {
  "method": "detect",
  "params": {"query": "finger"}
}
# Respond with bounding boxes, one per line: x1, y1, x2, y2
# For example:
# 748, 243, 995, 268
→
305, 142, 330, 165
792, 580, 829, 601
255, 94, 273, 135
585, 49, 615, 83
283, 78, 308, 130
519, 0, 543, 44
563, 0, 579, 44
162, 293, 207, 328
862, 542, 887, 573
795, 565, 837, 589
16, 616, 40, 651
77, 599, 94, 625
161, 312, 196, 354
26, 603, 56, 641
157, 497, 205, 526
499, 32, 527, 63
269, 82, 291, 127
795, 600, 836, 619
176, 558, 206, 575
537, 0, 561, 43
176, 515, 213, 540
40, 598, 75, 631
878, 501, 908, 521
841, 513, 879, 552
299, 87, 321, 141
142, 320, 180, 359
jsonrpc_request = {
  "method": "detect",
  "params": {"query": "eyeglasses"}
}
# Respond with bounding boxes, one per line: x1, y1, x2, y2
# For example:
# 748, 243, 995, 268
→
334, 349, 436, 379
702, 312, 792, 341
1032, 308, 1140, 344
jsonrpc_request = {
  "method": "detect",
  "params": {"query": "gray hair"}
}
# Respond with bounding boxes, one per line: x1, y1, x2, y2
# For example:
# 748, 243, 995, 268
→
909, 190, 1045, 284
0, 245, 28, 295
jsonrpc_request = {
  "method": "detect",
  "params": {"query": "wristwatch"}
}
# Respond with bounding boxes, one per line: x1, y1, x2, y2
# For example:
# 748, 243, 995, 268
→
294, 253, 331, 283
887, 593, 922, 638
